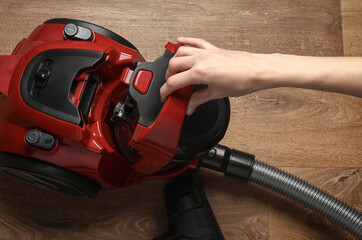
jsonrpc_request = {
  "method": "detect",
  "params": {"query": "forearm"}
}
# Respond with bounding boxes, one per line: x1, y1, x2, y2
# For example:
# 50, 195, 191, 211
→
257, 54, 362, 97
161, 37, 362, 115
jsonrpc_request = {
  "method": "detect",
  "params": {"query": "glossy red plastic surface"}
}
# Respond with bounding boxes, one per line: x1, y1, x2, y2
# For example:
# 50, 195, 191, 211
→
0, 22, 196, 188
0, 55, 23, 96
130, 84, 193, 175
133, 70, 153, 94
165, 42, 181, 53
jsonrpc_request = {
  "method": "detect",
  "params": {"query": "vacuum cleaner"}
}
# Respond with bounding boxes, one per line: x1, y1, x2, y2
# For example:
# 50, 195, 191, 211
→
0, 19, 360, 239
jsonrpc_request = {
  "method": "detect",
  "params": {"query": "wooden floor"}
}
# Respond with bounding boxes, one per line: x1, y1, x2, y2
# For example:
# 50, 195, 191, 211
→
0, 0, 361, 239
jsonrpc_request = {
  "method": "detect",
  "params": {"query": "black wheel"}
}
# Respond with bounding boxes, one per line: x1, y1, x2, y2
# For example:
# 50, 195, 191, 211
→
44, 18, 138, 51
0, 152, 100, 197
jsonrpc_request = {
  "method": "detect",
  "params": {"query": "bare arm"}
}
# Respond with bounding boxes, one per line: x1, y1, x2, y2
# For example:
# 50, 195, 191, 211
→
160, 37, 362, 115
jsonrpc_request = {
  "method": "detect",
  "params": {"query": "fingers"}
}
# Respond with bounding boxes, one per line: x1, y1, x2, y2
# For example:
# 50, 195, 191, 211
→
160, 70, 193, 102
174, 46, 201, 57
177, 37, 217, 50
186, 88, 216, 115
165, 56, 194, 80
161, 47, 199, 102
161, 37, 218, 109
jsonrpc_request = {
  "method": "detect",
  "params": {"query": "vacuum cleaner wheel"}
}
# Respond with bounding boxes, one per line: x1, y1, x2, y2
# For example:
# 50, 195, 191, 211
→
0, 152, 100, 197
44, 18, 138, 51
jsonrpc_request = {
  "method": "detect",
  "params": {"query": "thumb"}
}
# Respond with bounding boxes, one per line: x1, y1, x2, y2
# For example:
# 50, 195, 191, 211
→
186, 88, 214, 115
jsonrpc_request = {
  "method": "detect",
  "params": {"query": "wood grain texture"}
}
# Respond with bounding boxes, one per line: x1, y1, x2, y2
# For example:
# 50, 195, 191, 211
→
0, 174, 168, 240
222, 89, 362, 168
341, 0, 362, 56
0, 0, 361, 239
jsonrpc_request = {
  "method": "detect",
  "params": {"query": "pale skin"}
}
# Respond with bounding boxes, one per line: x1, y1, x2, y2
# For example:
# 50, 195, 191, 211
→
160, 37, 362, 115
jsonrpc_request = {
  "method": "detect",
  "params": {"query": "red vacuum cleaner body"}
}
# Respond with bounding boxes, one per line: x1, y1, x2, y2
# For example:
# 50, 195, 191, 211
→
0, 19, 229, 197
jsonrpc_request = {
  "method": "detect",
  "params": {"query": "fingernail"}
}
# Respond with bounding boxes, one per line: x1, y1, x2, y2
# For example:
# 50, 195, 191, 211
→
177, 37, 184, 41
186, 107, 194, 116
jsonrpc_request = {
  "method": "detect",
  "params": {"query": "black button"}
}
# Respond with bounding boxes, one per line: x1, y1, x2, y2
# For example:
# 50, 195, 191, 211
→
26, 130, 56, 151
64, 23, 78, 37
64, 23, 93, 41
25, 130, 41, 144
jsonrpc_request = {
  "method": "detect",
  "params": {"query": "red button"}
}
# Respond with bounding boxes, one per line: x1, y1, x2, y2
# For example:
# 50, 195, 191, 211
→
133, 70, 153, 94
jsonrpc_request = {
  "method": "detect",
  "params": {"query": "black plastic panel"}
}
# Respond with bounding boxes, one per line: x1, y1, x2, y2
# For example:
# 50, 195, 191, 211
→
129, 50, 174, 126
20, 49, 105, 125
154, 171, 225, 240
78, 74, 99, 119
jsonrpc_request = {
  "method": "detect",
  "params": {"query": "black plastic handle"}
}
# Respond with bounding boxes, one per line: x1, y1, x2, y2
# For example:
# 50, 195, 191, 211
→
154, 171, 225, 240
128, 50, 175, 127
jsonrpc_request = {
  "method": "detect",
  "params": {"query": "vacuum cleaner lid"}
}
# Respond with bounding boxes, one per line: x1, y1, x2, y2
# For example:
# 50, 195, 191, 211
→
114, 93, 230, 168
112, 44, 230, 174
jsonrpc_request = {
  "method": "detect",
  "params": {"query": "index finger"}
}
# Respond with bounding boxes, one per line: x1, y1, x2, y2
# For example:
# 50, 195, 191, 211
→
160, 70, 193, 102
165, 56, 194, 80
177, 37, 217, 49
174, 45, 201, 57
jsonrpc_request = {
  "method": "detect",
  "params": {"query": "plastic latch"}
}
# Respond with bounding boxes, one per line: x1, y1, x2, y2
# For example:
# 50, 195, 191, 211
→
133, 70, 153, 94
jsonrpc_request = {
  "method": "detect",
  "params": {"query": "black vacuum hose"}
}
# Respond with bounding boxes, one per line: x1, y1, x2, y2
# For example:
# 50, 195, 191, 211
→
250, 160, 362, 239
201, 145, 362, 239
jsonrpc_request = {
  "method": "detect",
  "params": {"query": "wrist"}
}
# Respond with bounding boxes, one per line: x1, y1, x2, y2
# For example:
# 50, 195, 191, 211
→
254, 53, 317, 90
250, 53, 285, 90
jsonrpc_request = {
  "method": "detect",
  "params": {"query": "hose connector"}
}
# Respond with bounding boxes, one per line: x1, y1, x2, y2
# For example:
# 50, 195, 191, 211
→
200, 145, 255, 181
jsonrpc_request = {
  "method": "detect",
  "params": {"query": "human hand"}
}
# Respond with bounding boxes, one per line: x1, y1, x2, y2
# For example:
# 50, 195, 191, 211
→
161, 38, 362, 114
160, 37, 268, 115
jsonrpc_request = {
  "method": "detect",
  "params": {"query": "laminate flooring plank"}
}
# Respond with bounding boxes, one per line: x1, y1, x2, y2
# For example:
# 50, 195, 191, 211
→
341, 0, 362, 56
